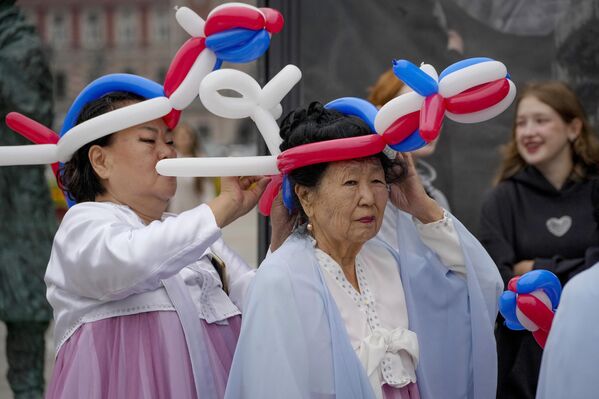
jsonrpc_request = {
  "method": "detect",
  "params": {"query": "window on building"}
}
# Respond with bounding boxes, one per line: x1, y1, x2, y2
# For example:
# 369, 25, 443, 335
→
152, 8, 170, 44
82, 9, 104, 49
50, 11, 69, 48
117, 7, 138, 46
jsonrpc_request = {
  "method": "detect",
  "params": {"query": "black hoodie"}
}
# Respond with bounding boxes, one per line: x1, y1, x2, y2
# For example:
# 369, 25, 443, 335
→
479, 166, 599, 287
478, 165, 599, 399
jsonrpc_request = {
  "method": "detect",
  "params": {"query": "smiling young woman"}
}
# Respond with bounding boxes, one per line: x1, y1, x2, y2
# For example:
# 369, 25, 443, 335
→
479, 81, 599, 399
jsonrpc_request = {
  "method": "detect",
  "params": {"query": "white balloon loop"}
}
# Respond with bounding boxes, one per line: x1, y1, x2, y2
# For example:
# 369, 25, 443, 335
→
374, 91, 424, 134
445, 80, 516, 124
175, 7, 205, 38
169, 50, 217, 110
439, 61, 507, 98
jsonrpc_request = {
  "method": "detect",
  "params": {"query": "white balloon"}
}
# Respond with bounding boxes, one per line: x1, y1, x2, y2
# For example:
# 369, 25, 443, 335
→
156, 156, 279, 177
169, 49, 217, 110
269, 104, 283, 120
175, 6, 205, 38
515, 290, 552, 332
199, 69, 262, 119
420, 63, 439, 82
58, 97, 172, 162
199, 65, 301, 155
252, 107, 283, 155
445, 80, 516, 123
259, 65, 302, 110
374, 91, 424, 134
0, 144, 58, 166
207, 2, 264, 20
439, 61, 507, 98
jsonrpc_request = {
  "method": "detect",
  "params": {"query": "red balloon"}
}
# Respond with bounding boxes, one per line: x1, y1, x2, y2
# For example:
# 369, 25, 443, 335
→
277, 135, 386, 174
163, 37, 206, 98
204, 6, 265, 36
445, 78, 510, 114
382, 111, 419, 146
6, 112, 59, 144
260, 8, 284, 33
532, 328, 549, 349
507, 276, 520, 292
163, 110, 181, 130
419, 94, 445, 142
517, 293, 554, 332
258, 174, 283, 216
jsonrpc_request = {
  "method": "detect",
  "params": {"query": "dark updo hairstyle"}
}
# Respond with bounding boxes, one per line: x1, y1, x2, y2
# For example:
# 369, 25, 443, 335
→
59, 91, 145, 203
279, 101, 406, 221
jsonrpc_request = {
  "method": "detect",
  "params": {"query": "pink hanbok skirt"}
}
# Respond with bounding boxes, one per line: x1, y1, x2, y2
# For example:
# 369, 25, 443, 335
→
46, 311, 241, 399
383, 383, 421, 399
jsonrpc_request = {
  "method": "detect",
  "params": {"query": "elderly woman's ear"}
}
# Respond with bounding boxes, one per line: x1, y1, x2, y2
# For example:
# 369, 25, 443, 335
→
295, 184, 315, 218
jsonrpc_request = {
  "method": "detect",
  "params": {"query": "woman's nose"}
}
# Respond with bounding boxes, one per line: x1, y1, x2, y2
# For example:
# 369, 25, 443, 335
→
159, 141, 177, 160
358, 184, 375, 205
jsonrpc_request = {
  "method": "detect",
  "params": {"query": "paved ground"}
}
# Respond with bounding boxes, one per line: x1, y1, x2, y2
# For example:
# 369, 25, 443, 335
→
0, 209, 259, 398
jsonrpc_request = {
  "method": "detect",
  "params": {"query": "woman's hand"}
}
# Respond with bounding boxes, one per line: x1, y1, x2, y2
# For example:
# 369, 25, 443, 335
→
269, 192, 295, 252
209, 176, 271, 228
513, 260, 534, 276
388, 152, 444, 224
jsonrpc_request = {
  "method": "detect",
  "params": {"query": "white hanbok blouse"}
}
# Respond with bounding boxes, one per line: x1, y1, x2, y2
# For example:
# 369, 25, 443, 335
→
315, 204, 466, 398
45, 201, 255, 354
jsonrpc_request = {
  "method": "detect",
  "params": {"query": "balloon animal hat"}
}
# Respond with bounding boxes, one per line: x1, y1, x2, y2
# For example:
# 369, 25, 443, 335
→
154, 57, 516, 215
0, 3, 283, 189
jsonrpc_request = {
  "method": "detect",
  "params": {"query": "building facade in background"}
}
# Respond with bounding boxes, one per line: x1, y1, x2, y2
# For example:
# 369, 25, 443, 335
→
18, 0, 259, 153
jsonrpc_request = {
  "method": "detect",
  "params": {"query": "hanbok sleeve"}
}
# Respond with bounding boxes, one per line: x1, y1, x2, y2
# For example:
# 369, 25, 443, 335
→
536, 263, 599, 399
224, 261, 319, 399
49, 203, 221, 300
209, 238, 256, 312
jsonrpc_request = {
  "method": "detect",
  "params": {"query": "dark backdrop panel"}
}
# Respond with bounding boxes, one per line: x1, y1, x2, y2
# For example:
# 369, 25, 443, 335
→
262, 0, 597, 244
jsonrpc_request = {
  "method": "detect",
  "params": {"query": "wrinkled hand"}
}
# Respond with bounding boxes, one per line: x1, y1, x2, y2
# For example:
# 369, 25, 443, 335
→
269, 192, 295, 251
389, 152, 444, 224
209, 176, 271, 228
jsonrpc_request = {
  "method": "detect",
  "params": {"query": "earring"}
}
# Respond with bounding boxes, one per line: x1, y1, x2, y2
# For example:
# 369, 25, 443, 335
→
307, 222, 313, 232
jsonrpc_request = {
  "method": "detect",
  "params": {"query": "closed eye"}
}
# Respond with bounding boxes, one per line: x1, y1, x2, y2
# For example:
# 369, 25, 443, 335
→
140, 138, 156, 144
343, 180, 358, 186
372, 179, 385, 184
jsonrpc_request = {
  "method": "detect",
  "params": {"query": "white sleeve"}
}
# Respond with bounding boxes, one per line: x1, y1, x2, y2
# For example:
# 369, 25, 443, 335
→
209, 238, 256, 312
413, 211, 466, 276
49, 203, 222, 301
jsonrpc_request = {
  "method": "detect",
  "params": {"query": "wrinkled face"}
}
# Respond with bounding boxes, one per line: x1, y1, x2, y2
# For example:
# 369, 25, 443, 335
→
99, 118, 177, 204
515, 96, 578, 168
301, 158, 389, 247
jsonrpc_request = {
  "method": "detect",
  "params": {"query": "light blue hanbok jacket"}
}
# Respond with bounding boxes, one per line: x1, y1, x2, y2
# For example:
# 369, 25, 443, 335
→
536, 262, 599, 399
225, 206, 503, 399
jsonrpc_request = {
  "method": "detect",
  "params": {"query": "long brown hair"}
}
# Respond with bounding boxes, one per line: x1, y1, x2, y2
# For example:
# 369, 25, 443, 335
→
495, 81, 599, 184
367, 69, 406, 107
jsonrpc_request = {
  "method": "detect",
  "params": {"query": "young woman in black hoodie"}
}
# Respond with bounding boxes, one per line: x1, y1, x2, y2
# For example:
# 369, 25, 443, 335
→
479, 81, 599, 399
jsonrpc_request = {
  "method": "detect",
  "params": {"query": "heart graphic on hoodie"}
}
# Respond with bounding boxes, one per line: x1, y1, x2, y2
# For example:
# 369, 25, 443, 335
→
546, 216, 572, 237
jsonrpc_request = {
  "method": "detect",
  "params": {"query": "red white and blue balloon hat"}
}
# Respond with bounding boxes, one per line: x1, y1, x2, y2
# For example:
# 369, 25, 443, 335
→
0, 3, 283, 204
154, 57, 517, 215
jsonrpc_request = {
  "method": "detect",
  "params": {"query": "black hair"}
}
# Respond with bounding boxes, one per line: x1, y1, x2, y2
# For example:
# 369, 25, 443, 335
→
59, 91, 145, 203
279, 101, 406, 220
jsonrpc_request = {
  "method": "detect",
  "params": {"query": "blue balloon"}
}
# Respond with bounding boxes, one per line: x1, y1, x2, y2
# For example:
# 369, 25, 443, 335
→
499, 291, 526, 330
60, 74, 164, 137
392, 59, 438, 97
438, 57, 494, 81
389, 130, 427, 152
213, 30, 271, 63
325, 97, 378, 132
282, 175, 296, 213
517, 270, 562, 309
205, 28, 257, 52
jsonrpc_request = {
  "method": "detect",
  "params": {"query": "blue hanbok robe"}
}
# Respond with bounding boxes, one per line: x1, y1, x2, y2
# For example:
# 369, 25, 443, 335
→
536, 262, 599, 399
225, 207, 503, 399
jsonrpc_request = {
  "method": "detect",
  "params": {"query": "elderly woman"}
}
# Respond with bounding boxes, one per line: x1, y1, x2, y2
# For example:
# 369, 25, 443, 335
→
225, 102, 503, 399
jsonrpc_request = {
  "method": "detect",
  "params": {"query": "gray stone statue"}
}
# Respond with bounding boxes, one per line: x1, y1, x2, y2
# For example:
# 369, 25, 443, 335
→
0, 1, 57, 398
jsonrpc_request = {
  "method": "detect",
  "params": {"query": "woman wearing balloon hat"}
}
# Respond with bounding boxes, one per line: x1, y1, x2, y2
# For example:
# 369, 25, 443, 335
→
478, 81, 599, 399
224, 97, 504, 399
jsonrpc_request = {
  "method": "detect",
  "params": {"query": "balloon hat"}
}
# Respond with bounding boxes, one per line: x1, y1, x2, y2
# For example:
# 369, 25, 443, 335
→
0, 3, 284, 204
155, 57, 516, 215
